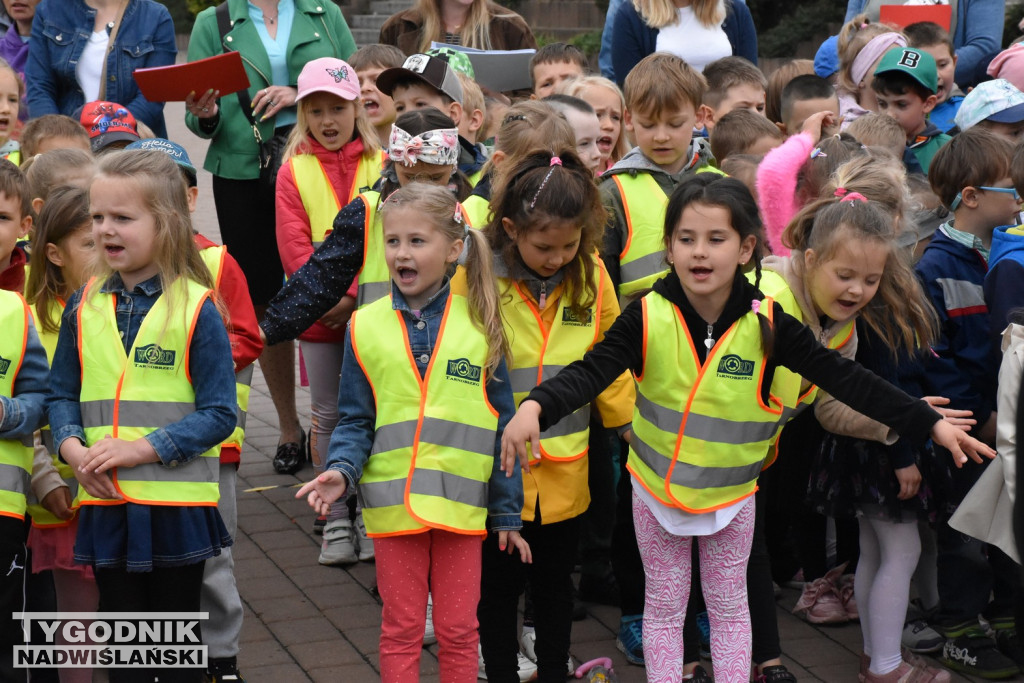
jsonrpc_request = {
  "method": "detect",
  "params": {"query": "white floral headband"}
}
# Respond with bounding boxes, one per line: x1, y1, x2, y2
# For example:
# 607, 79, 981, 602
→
388, 125, 460, 167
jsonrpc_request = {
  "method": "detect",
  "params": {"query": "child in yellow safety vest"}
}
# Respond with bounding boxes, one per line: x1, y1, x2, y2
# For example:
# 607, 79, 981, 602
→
47, 151, 237, 682
500, 173, 994, 682
297, 183, 529, 683
276, 57, 384, 561
477, 149, 635, 681
24, 186, 98, 683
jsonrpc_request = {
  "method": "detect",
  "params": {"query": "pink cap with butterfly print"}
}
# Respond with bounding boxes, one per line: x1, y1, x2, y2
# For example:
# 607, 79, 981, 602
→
296, 57, 361, 102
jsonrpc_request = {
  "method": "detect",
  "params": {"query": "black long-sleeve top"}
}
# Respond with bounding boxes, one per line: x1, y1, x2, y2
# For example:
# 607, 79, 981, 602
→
529, 272, 942, 446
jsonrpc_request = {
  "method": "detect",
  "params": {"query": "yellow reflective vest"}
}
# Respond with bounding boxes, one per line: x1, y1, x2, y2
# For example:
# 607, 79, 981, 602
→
628, 292, 785, 513
288, 150, 384, 248
462, 193, 489, 230
354, 191, 390, 308
350, 288, 497, 537
76, 277, 221, 507
611, 173, 670, 297
198, 244, 252, 455
501, 256, 607, 461
0, 291, 33, 520
26, 299, 79, 527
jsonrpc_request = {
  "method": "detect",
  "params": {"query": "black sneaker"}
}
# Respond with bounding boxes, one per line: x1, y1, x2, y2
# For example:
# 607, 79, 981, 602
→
941, 632, 1020, 679
206, 657, 245, 682
683, 664, 711, 681
758, 664, 798, 682
272, 429, 307, 474
994, 628, 1024, 672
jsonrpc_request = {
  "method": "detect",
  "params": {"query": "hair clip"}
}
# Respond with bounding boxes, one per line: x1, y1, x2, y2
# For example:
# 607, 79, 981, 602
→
751, 300, 761, 315
810, 147, 827, 159
840, 191, 868, 203
502, 113, 528, 125
550, 156, 562, 166
453, 202, 464, 225
529, 158, 562, 209
834, 187, 848, 198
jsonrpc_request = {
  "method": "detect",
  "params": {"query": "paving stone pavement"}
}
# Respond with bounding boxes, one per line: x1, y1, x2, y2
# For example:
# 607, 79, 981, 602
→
165, 103, 1019, 682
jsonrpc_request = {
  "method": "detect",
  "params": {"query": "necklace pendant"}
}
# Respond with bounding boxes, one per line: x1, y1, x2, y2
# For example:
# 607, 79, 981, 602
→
704, 337, 714, 350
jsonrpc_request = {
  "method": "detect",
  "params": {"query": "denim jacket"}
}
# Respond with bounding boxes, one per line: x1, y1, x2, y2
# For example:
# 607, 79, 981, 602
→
27, 0, 176, 137
328, 281, 524, 532
47, 274, 237, 467
0, 322, 48, 440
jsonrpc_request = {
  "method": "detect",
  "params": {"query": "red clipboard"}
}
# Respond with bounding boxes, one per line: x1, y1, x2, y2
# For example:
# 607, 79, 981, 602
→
879, 4, 952, 31
133, 51, 250, 103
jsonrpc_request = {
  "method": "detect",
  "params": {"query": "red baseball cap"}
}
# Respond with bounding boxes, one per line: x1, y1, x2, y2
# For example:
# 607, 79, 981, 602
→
79, 101, 140, 151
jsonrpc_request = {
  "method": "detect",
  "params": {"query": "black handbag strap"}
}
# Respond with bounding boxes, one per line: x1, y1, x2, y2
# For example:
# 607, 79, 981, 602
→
215, 2, 260, 131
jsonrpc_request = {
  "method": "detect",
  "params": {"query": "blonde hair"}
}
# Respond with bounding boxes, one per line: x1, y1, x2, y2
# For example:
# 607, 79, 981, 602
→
837, 15, 904, 95
765, 59, 814, 123
457, 72, 486, 140
415, 0, 517, 53
20, 115, 91, 160
380, 182, 508, 374
632, 0, 724, 29
89, 151, 220, 332
484, 100, 576, 187
565, 76, 630, 164
783, 156, 935, 353
24, 149, 96, 203
282, 95, 381, 162
846, 112, 907, 151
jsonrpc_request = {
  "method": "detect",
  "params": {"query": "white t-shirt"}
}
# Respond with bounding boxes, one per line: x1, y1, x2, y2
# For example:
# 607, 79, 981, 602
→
76, 30, 109, 102
632, 474, 750, 536
655, 7, 731, 72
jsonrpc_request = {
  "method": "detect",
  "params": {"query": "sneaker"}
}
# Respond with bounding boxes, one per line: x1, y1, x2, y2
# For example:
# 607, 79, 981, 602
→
696, 610, 711, 659
837, 573, 859, 621
903, 619, 944, 654
864, 659, 951, 682
354, 512, 374, 561
683, 664, 711, 682
994, 627, 1024, 671
758, 664, 798, 682
424, 594, 436, 645
792, 577, 848, 624
318, 519, 357, 565
313, 515, 326, 535
206, 657, 245, 682
941, 631, 1020, 679
615, 616, 644, 666
476, 644, 538, 682
520, 625, 536, 662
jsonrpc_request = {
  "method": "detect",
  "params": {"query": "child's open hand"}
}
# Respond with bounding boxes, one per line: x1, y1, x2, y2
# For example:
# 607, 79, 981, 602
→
81, 435, 159, 474
498, 530, 532, 563
501, 400, 542, 475
923, 396, 976, 432
296, 470, 347, 516
931, 419, 995, 467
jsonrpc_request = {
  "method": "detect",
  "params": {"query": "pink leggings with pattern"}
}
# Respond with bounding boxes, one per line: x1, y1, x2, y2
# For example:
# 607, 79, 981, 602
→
633, 490, 755, 683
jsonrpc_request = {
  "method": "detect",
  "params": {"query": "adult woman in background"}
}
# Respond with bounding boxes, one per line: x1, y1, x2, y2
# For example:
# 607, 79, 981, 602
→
379, 0, 536, 56
610, 0, 757, 85
185, 0, 355, 475
27, 0, 176, 136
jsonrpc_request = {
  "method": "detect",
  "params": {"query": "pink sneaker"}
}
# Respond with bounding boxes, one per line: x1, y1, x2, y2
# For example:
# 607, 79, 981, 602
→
837, 572, 858, 621
792, 568, 849, 625
863, 659, 951, 682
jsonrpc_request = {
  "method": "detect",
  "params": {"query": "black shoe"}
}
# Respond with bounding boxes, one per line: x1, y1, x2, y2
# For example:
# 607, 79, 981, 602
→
206, 657, 245, 682
273, 429, 307, 474
758, 664, 798, 682
684, 664, 711, 682
994, 628, 1024, 671
941, 632, 1020, 679
578, 572, 620, 606
572, 598, 587, 621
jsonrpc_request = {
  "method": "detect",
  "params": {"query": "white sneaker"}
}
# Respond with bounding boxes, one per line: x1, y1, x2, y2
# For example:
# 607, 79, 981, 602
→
476, 644, 538, 681
318, 519, 357, 565
423, 594, 436, 645
354, 512, 374, 561
519, 626, 537, 662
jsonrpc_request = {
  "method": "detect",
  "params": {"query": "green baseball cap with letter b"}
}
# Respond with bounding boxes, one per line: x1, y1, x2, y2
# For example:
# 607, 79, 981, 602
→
874, 47, 938, 94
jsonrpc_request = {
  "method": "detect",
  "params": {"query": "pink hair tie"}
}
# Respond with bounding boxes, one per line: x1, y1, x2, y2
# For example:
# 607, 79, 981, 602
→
834, 187, 848, 198
841, 191, 869, 203
550, 156, 562, 166
751, 300, 761, 315
453, 202, 464, 226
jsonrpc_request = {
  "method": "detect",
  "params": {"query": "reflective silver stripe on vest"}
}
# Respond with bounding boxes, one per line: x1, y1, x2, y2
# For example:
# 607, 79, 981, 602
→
19, 434, 32, 448
620, 252, 667, 285
116, 455, 219, 483
0, 462, 28, 495
509, 365, 567, 396
312, 241, 325, 249
935, 277, 986, 314
371, 417, 494, 457
360, 470, 488, 509
81, 400, 194, 430
236, 365, 254, 386
357, 281, 391, 307
632, 434, 765, 489
637, 392, 778, 445
542, 406, 590, 439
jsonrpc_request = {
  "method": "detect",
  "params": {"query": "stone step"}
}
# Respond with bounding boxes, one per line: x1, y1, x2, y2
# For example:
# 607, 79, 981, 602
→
369, 0, 412, 16
348, 13, 392, 29
350, 27, 383, 46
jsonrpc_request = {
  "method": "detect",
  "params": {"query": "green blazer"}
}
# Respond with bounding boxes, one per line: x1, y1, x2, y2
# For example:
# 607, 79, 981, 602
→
185, 0, 355, 180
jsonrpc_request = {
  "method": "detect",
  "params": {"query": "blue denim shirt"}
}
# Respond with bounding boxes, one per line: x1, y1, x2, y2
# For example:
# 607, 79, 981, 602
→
328, 281, 524, 532
27, 0, 176, 137
0, 322, 48, 439
47, 274, 237, 466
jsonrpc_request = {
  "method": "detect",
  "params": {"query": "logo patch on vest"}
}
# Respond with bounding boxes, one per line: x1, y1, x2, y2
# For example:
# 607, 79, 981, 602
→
0, 355, 10, 377
133, 344, 176, 370
716, 354, 754, 380
446, 358, 482, 385
561, 308, 593, 326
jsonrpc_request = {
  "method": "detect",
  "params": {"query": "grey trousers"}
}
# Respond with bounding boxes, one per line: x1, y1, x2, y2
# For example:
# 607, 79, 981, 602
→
201, 463, 243, 659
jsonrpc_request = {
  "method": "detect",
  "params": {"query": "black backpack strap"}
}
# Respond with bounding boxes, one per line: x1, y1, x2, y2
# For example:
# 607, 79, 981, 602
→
215, 2, 258, 127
